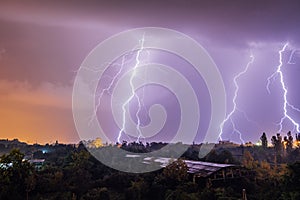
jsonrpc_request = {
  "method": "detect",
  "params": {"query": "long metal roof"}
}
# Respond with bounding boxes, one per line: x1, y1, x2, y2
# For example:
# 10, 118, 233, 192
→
127, 155, 237, 177
184, 160, 236, 177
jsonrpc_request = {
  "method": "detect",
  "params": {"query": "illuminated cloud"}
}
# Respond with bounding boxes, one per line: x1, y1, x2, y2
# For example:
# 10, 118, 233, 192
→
0, 80, 77, 144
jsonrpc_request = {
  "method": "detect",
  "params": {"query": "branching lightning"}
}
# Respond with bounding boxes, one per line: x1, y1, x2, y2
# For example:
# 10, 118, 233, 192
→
87, 56, 126, 127
266, 43, 300, 133
219, 55, 255, 143
117, 34, 146, 143
84, 35, 148, 143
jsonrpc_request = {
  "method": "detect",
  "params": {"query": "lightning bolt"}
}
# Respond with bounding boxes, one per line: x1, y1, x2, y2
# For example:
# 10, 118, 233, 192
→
86, 55, 128, 129
117, 34, 146, 143
83, 35, 148, 144
266, 43, 300, 133
219, 54, 255, 143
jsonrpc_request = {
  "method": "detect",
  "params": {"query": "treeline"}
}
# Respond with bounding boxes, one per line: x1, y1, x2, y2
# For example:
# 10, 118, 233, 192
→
0, 139, 300, 199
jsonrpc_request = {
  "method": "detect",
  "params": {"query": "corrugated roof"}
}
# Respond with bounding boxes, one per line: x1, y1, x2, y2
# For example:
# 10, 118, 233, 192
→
141, 156, 237, 177
184, 160, 236, 177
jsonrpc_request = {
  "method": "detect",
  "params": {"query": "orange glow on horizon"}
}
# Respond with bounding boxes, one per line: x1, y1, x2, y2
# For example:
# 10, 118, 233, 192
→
0, 80, 79, 144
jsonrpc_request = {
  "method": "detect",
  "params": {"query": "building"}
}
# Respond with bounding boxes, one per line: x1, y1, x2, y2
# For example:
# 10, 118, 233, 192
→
183, 160, 251, 186
143, 156, 253, 186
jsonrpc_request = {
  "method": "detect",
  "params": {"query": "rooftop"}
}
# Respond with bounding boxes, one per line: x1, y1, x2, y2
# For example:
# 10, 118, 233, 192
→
184, 160, 236, 177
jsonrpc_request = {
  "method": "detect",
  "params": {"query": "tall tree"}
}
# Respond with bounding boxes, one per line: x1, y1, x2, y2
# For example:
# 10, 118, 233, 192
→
260, 132, 268, 149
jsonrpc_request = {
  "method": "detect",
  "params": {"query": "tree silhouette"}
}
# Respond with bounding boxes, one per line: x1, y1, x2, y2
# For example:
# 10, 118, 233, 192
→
296, 133, 300, 147
0, 149, 35, 199
260, 132, 268, 149
271, 134, 283, 154
161, 159, 188, 189
285, 131, 293, 153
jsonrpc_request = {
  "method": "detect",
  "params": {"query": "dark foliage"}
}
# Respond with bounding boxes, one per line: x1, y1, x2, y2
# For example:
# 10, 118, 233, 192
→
1, 137, 300, 199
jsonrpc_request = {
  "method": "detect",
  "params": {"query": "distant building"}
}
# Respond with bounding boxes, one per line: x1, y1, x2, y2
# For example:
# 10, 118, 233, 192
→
0, 159, 45, 170
84, 138, 105, 148
183, 160, 254, 186
142, 156, 253, 186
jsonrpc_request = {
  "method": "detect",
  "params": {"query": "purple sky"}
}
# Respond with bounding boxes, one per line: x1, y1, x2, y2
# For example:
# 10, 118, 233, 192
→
0, 0, 300, 144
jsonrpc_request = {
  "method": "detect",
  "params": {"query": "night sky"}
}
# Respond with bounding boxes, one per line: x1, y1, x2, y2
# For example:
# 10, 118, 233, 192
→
1, 0, 300, 144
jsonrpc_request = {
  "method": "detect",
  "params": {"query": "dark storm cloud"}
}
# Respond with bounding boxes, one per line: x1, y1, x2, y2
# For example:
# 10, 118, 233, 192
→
0, 0, 295, 83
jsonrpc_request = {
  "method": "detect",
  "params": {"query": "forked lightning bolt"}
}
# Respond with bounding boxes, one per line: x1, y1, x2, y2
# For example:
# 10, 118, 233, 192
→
266, 43, 300, 133
84, 51, 135, 125
87, 56, 127, 127
118, 35, 146, 143
219, 55, 255, 143
85, 36, 147, 143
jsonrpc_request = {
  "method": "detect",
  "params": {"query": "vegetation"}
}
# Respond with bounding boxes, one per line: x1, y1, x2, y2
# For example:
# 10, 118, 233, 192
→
0, 131, 300, 199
